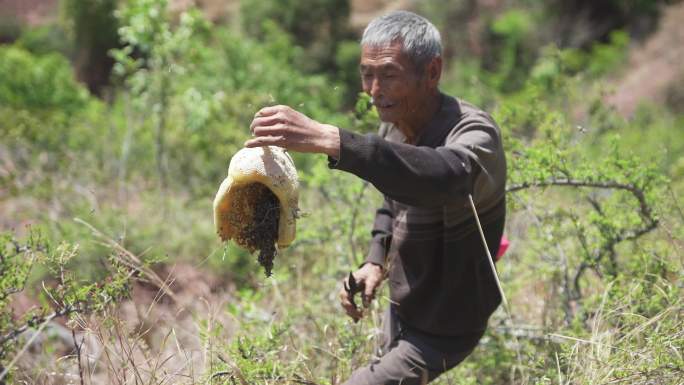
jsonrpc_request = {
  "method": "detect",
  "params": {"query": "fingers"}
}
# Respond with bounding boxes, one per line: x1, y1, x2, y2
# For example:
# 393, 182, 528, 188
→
250, 115, 283, 132
250, 106, 289, 139
252, 123, 287, 137
362, 276, 379, 308
247, 105, 320, 153
338, 286, 362, 322
254, 105, 289, 118
244, 135, 286, 148
337, 269, 382, 323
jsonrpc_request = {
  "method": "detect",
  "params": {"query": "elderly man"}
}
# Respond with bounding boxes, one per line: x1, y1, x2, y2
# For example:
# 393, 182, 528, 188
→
247, 10, 506, 384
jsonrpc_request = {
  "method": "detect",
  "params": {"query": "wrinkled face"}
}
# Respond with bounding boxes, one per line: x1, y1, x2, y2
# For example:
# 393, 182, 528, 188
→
359, 41, 430, 125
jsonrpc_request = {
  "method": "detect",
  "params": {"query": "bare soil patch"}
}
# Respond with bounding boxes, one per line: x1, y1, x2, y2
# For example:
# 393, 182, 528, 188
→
607, 2, 684, 116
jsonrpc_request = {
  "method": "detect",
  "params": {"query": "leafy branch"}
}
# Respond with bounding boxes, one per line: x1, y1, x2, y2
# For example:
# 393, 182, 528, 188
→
505, 134, 665, 321
507, 177, 658, 301
0, 221, 166, 381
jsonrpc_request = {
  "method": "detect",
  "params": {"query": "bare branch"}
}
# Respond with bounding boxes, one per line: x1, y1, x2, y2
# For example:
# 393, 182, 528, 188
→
72, 328, 86, 385
0, 305, 78, 349
508, 177, 659, 310
508, 179, 638, 193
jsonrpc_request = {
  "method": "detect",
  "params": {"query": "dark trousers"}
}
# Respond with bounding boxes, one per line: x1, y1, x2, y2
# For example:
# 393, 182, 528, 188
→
342, 307, 484, 385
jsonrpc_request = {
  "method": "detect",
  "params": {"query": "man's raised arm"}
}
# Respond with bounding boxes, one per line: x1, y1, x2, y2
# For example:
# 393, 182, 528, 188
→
328, 123, 503, 207
245, 104, 505, 208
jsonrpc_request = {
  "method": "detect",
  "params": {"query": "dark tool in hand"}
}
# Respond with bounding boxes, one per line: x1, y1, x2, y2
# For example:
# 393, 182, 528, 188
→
344, 272, 359, 307
344, 271, 363, 322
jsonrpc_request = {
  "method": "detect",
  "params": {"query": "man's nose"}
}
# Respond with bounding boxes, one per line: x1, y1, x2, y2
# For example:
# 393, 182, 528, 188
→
368, 77, 383, 99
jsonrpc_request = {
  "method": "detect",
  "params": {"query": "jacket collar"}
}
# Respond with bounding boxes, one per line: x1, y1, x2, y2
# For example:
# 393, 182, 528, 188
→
382, 92, 463, 147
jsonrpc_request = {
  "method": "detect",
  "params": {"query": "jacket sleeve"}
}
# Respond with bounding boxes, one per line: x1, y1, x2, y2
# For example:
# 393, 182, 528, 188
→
328, 122, 504, 207
365, 198, 394, 266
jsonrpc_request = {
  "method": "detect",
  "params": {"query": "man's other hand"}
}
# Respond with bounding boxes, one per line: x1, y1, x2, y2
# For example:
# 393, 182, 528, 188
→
339, 263, 384, 322
246, 105, 340, 158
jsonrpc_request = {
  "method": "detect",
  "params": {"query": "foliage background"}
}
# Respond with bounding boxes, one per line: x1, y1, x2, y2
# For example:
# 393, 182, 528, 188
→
0, 0, 682, 384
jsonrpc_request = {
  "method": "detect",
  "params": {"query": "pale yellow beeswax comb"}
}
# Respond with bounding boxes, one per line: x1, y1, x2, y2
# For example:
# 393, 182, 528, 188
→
213, 146, 299, 250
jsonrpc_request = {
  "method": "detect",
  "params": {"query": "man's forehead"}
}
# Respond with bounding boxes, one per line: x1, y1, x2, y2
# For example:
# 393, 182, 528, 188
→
360, 42, 411, 68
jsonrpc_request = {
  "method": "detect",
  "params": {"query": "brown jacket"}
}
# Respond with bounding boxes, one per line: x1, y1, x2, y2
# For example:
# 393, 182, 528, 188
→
329, 93, 506, 335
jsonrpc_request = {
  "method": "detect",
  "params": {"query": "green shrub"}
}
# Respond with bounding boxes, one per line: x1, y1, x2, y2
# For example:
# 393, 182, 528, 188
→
15, 25, 73, 57
0, 46, 88, 113
240, 0, 352, 73
0, 230, 134, 381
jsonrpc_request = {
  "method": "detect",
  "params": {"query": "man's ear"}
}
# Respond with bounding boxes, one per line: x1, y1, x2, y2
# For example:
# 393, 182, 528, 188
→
426, 56, 442, 87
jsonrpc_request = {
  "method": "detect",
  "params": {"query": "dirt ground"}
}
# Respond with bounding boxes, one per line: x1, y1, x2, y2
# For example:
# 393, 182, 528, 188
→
606, 2, 684, 116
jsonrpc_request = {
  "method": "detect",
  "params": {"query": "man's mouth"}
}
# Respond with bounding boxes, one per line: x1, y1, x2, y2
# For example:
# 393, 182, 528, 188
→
375, 101, 395, 109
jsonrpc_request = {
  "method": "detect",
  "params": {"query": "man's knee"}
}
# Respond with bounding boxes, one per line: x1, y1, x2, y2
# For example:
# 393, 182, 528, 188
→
342, 340, 436, 385
342, 327, 482, 385
343, 365, 430, 385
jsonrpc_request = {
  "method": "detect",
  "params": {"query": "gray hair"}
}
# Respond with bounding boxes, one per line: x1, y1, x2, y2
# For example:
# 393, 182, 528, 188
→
361, 10, 442, 71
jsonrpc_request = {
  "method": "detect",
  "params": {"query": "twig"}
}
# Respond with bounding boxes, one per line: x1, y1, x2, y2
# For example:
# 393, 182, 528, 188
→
211, 370, 233, 380
0, 305, 77, 349
509, 179, 638, 195
74, 217, 178, 302
468, 195, 524, 376
217, 354, 249, 385
468, 195, 510, 311
555, 350, 563, 385
547, 333, 648, 359
0, 311, 56, 381
72, 328, 86, 385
